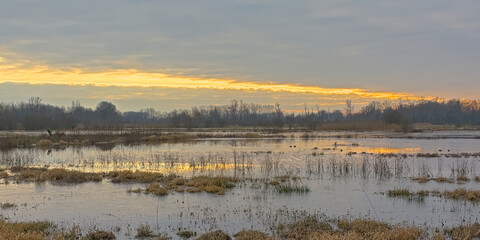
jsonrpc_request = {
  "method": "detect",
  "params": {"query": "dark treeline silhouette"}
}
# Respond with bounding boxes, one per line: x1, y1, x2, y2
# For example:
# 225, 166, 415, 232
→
1, 97, 480, 130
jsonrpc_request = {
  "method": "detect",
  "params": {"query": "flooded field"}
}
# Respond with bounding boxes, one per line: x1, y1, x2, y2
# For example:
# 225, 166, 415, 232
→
1, 131, 480, 239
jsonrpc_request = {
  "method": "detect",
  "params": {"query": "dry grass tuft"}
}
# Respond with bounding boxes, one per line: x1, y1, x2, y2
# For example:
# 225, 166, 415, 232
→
433, 177, 454, 183
444, 188, 480, 201
1, 202, 17, 209
37, 139, 53, 148
46, 169, 102, 183
456, 175, 469, 182
412, 177, 430, 183
0, 220, 52, 240
145, 182, 168, 196
234, 230, 272, 240
278, 216, 332, 240
387, 189, 412, 198
86, 230, 116, 240
196, 230, 231, 240
12, 168, 102, 183
136, 223, 155, 238
107, 170, 164, 183
445, 223, 480, 240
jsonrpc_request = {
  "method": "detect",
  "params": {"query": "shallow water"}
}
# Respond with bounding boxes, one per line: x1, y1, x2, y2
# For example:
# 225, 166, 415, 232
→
1, 131, 480, 239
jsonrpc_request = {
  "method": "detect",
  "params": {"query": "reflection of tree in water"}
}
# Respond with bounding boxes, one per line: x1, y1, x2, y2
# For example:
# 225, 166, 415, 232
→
95, 142, 116, 151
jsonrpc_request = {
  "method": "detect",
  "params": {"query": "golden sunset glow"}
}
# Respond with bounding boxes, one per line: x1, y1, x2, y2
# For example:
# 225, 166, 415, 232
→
0, 59, 434, 101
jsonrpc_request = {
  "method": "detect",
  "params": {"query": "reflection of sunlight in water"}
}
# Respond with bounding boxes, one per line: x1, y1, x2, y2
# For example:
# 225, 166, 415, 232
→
64, 162, 240, 174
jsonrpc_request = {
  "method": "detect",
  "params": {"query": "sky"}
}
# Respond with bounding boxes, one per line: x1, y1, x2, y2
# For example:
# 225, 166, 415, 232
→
1, 0, 479, 111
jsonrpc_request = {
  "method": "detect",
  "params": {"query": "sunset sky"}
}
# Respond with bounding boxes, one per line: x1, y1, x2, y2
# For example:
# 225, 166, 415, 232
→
1, 1, 479, 111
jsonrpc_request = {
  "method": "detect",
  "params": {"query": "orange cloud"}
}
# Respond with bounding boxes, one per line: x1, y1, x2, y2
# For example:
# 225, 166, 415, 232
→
0, 58, 434, 101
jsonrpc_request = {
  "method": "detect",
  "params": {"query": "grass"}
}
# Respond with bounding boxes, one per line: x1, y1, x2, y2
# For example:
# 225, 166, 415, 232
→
234, 230, 272, 240
412, 176, 429, 183
136, 223, 155, 238
37, 139, 53, 148
107, 170, 164, 183
126, 175, 238, 196
433, 177, 454, 183
444, 188, 480, 201
456, 175, 469, 182
388, 188, 480, 202
387, 189, 412, 198
1, 202, 17, 209
275, 183, 310, 194
86, 230, 116, 240
177, 230, 195, 238
11, 167, 102, 183
444, 223, 480, 240
145, 182, 168, 196
277, 216, 422, 240
196, 230, 231, 240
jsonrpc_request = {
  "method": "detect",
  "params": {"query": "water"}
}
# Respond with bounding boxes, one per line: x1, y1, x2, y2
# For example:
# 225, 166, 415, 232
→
1, 131, 480, 239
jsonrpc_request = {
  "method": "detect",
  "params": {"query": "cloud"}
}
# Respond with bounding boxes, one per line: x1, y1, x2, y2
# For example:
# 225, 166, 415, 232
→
0, 56, 431, 102
0, 0, 479, 100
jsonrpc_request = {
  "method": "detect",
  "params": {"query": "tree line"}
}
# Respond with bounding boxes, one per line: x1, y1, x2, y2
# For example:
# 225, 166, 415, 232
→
1, 97, 480, 130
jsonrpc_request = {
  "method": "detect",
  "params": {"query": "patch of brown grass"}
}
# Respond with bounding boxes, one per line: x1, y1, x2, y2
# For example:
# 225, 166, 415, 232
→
277, 216, 332, 240
12, 168, 102, 183
0, 220, 52, 240
86, 230, 116, 240
337, 219, 389, 237
444, 188, 480, 201
412, 177, 430, 183
107, 170, 164, 183
387, 189, 412, 198
184, 176, 236, 195
234, 230, 271, 240
456, 175, 469, 182
445, 223, 480, 240
13, 167, 48, 182
37, 139, 53, 148
1, 202, 17, 209
433, 177, 454, 183
145, 182, 168, 196
46, 169, 102, 183
196, 230, 231, 240
268, 180, 280, 186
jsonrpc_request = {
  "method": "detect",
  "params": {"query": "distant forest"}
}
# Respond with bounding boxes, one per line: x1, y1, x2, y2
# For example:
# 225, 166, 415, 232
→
1, 97, 480, 130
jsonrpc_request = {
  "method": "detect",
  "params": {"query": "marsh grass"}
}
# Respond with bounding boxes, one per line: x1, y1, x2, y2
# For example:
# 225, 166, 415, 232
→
127, 175, 238, 196
86, 230, 116, 240
136, 223, 155, 238
444, 223, 480, 240
107, 170, 164, 183
1, 202, 17, 209
0, 170, 8, 179
196, 230, 231, 240
388, 188, 480, 202
276, 216, 422, 240
145, 182, 168, 196
37, 139, 53, 148
234, 230, 272, 240
444, 188, 480, 201
275, 183, 310, 194
387, 189, 412, 198
177, 230, 195, 238
11, 167, 102, 183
